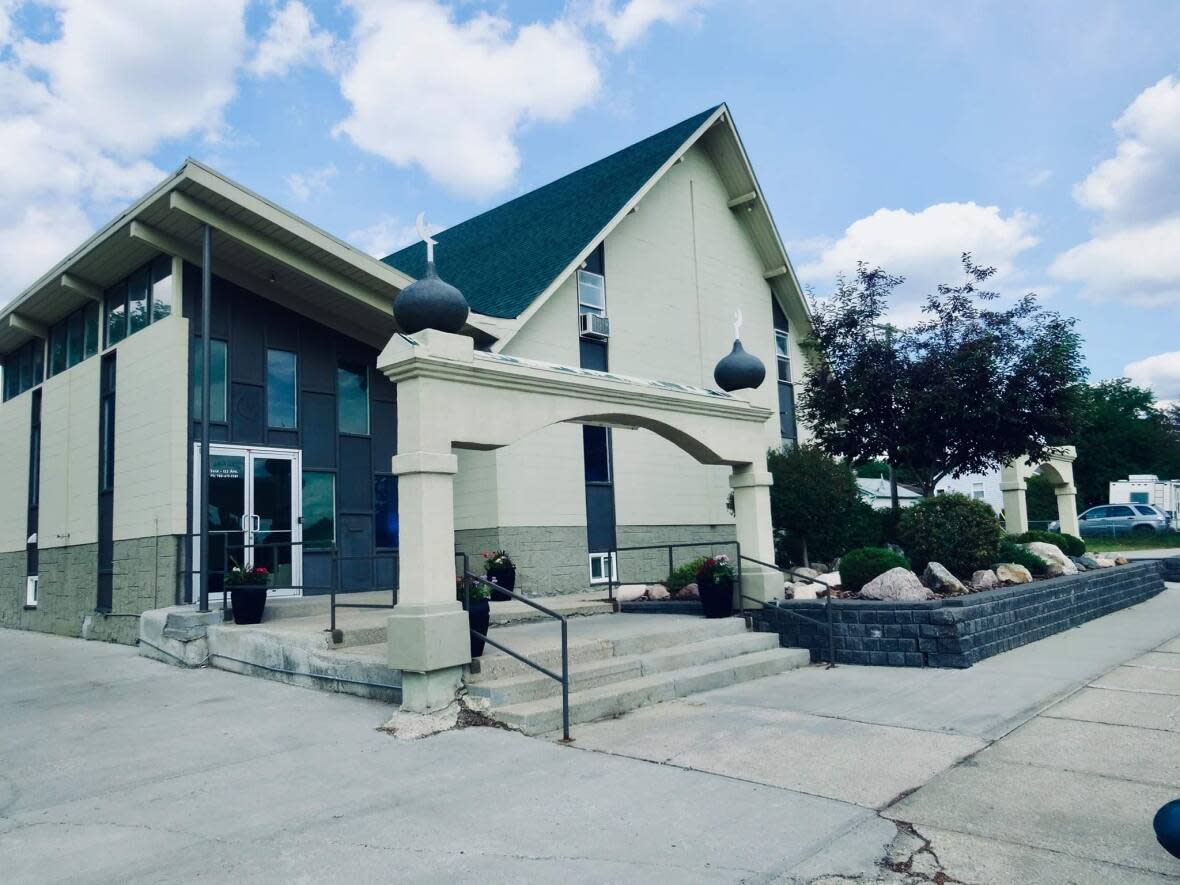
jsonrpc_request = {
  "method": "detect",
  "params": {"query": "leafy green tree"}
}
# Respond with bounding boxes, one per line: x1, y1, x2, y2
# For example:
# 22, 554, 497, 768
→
801, 255, 1087, 499
1025, 472, 1059, 523
1071, 380, 1180, 508
768, 444, 860, 567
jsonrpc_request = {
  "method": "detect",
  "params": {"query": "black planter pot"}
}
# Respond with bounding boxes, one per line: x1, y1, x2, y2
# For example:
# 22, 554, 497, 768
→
486, 566, 516, 602
468, 596, 491, 658
698, 575, 734, 619
230, 586, 268, 625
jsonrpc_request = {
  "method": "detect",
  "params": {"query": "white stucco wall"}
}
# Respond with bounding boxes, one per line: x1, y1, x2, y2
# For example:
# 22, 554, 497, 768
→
0, 389, 31, 553
38, 357, 100, 549
111, 314, 190, 541
454, 142, 808, 533
936, 470, 1004, 514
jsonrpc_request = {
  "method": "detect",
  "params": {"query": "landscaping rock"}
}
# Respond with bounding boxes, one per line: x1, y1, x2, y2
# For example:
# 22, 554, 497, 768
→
816, 572, 842, 588
644, 583, 670, 600
971, 569, 999, 591
1094, 557, 1116, 568
810, 562, 830, 575
676, 583, 699, 599
995, 563, 1033, 585
1069, 555, 1092, 571
922, 562, 968, 595
1115, 556, 1130, 565
1024, 541, 1078, 577
614, 584, 647, 602
860, 567, 932, 601
790, 583, 819, 600
1079, 555, 1101, 570
792, 567, 821, 580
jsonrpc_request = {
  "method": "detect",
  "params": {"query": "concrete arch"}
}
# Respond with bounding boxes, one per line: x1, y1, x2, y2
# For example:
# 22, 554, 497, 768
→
375, 330, 783, 711
999, 446, 1079, 538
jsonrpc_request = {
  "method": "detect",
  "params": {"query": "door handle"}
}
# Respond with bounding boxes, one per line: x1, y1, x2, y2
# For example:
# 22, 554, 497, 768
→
253, 514, 261, 532
240, 514, 250, 532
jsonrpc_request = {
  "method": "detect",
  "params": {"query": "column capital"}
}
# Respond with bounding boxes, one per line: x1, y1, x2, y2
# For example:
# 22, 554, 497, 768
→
392, 451, 458, 476
1054, 484, 1078, 497
730, 470, 773, 490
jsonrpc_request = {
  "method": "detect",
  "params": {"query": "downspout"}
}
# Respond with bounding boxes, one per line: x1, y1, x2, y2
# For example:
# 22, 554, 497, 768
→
198, 224, 212, 612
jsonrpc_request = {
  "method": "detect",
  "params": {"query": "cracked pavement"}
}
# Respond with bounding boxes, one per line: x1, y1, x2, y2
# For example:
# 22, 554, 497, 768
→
3, 583, 1180, 883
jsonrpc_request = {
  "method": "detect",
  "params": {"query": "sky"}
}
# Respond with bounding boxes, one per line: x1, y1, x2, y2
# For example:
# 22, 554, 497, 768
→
1, 0, 1178, 402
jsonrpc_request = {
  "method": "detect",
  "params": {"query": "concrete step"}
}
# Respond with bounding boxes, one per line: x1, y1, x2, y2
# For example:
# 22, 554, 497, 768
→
468, 631, 780, 706
490, 647, 810, 736
468, 614, 748, 682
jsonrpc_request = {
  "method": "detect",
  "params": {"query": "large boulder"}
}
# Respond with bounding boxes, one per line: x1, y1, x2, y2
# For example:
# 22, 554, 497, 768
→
789, 582, 819, 600
996, 563, 1033, 585
1094, 557, 1116, 568
971, 569, 999, 591
922, 562, 968, 595
792, 567, 821, 581
615, 583, 647, 602
1115, 556, 1130, 565
860, 567, 933, 601
645, 583, 670, 600
1078, 555, 1101, 570
677, 583, 699, 599
816, 572, 842, 588
1024, 542, 1078, 577
810, 562, 830, 575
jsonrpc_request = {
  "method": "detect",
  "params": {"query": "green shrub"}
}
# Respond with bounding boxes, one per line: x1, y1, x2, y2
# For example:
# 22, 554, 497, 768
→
845, 499, 889, 550
898, 494, 1004, 577
998, 538, 1049, 575
1016, 530, 1085, 557
839, 547, 910, 594
666, 557, 707, 593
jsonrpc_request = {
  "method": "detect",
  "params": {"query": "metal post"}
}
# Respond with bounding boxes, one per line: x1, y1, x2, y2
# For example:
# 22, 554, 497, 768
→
560, 618, 571, 743
667, 545, 674, 584
198, 224, 212, 612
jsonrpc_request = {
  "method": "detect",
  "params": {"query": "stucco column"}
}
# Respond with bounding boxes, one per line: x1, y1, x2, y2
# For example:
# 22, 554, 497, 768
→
387, 450, 470, 711
730, 464, 781, 605
1000, 477, 1029, 535
1055, 483, 1080, 539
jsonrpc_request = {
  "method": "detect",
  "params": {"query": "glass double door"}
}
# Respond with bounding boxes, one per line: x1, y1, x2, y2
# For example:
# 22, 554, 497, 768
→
194, 444, 303, 596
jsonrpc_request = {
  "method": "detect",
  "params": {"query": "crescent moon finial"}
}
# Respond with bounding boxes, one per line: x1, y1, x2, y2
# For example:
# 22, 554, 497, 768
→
733, 309, 743, 340
415, 211, 438, 264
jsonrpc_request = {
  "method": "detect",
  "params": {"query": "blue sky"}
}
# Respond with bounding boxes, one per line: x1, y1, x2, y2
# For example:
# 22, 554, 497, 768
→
2, 1, 1179, 399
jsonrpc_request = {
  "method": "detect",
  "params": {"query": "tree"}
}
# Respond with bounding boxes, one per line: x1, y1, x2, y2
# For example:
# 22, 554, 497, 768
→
1070, 380, 1180, 508
767, 444, 860, 568
800, 255, 1087, 499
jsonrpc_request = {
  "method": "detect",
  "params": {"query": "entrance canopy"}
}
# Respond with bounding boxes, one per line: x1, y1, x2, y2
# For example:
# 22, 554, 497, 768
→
1000, 446, 1079, 537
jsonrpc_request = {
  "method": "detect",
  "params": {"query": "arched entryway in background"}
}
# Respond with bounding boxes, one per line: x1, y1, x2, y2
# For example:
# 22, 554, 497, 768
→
1000, 446, 1079, 537
377, 329, 779, 712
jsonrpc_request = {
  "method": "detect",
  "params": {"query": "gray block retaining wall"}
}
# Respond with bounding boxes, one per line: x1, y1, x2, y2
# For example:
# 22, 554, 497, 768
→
753, 560, 1169, 668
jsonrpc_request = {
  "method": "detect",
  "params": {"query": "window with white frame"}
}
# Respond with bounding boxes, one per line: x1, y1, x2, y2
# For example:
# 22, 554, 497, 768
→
25, 575, 37, 607
577, 270, 606, 317
972, 481, 985, 500
589, 551, 616, 584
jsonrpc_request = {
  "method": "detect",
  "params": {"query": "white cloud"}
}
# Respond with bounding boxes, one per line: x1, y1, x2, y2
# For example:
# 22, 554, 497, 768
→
335, 1, 602, 199
249, 1, 337, 77
798, 202, 1039, 319
1125, 350, 1180, 401
586, 0, 710, 50
285, 163, 338, 201
1053, 73, 1180, 305
0, 1, 249, 303
347, 214, 424, 257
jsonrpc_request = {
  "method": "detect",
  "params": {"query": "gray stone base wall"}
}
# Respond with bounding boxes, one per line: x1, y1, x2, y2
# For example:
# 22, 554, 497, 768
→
755, 560, 1167, 668
454, 523, 736, 596
0, 536, 183, 646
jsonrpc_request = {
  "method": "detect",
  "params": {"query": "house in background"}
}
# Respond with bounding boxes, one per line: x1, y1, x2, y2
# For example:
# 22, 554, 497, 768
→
0, 104, 811, 644
936, 471, 1005, 514
856, 476, 922, 509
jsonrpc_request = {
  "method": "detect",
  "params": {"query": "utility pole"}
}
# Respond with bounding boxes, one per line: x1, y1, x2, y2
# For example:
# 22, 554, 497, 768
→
883, 323, 900, 517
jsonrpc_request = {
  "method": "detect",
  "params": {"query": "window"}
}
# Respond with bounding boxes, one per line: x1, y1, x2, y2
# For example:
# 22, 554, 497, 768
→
337, 361, 369, 435
99, 356, 116, 493
1110, 505, 1135, 517
775, 330, 791, 383
583, 426, 612, 483
577, 270, 606, 317
772, 300, 796, 443
49, 321, 68, 376
83, 302, 99, 359
302, 471, 336, 550
3, 338, 44, 401
589, 551, 616, 584
1134, 505, 1159, 516
105, 281, 127, 346
972, 481, 985, 501
267, 349, 298, 429
191, 339, 228, 423
151, 255, 172, 321
1130, 492, 1150, 504
46, 302, 100, 380
127, 266, 150, 335
25, 575, 37, 608
374, 474, 399, 548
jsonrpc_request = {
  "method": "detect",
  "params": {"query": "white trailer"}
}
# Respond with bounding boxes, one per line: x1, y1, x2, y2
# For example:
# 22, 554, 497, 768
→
1110, 474, 1180, 527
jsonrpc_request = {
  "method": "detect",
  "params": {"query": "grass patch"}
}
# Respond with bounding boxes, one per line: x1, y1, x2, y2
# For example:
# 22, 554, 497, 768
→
1086, 531, 1180, 552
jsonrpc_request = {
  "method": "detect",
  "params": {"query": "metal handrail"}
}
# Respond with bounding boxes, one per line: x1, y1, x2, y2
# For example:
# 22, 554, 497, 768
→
606, 540, 742, 604
463, 571, 571, 743
739, 552, 837, 668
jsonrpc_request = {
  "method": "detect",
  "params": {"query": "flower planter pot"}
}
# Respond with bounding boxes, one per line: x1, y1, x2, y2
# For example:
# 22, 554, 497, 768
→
468, 596, 491, 658
698, 575, 734, 619
230, 586, 268, 625
486, 566, 516, 602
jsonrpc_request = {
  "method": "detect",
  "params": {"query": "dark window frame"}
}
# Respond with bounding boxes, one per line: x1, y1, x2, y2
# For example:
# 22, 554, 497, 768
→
266, 348, 299, 430
336, 360, 371, 436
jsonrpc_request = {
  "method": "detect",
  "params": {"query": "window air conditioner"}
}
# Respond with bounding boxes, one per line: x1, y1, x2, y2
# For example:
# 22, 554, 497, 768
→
579, 313, 610, 340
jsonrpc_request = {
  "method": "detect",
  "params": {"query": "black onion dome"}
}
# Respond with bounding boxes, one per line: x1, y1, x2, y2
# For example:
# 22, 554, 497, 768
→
713, 339, 766, 392
393, 261, 470, 334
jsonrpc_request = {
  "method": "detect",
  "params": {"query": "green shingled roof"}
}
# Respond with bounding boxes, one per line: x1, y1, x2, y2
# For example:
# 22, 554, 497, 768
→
382, 105, 721, 320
